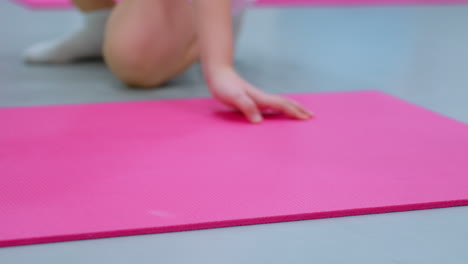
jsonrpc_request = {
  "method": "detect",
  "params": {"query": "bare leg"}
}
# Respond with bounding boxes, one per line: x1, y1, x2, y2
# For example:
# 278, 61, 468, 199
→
103, 0, 200, 88
23, 0, 115, 63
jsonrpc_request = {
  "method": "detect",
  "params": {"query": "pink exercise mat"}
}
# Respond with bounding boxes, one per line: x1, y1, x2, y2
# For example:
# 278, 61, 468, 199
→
1, 91, 467, 247
13, 0, 71, 8
12, 0, 468, 9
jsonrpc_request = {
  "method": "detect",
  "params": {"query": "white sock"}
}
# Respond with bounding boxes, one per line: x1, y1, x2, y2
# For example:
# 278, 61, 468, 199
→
24, 9, 112, 64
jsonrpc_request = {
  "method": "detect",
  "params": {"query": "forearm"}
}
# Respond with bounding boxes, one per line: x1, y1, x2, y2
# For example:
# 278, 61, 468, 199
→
193, 0, 234, 83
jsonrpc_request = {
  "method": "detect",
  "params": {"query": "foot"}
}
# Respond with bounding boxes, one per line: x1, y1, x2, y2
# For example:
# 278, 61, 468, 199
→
23, 9, 111, 64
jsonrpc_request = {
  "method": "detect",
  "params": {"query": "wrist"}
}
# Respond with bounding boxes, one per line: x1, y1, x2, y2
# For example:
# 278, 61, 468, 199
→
203, 64, 236, 86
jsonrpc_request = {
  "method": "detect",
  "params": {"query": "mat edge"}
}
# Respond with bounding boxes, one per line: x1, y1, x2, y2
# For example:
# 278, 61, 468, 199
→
2, 199, 467, 248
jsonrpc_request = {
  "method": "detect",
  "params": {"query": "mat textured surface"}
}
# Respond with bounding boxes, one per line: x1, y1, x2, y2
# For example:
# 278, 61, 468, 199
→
1, 90, 467, 247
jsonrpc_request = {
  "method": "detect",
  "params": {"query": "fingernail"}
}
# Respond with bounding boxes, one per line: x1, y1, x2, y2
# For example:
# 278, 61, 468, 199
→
252, 114, 263, 123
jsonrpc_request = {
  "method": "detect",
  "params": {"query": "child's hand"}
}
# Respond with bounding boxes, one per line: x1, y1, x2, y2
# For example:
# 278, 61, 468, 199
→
193, 1, 312, 123
208, 68, 313, 123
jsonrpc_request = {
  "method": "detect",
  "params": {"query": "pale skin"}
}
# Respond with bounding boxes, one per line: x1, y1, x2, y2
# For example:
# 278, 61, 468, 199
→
74, 0, 313, 123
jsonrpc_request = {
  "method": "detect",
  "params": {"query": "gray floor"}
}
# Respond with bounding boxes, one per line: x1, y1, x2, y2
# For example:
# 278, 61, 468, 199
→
1, 1, 468, 263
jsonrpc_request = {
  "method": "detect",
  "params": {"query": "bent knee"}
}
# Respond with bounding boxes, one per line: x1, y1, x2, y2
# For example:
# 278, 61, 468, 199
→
111, 62, 160, 88
103, 42, 167, 88
103, 27, 198, 88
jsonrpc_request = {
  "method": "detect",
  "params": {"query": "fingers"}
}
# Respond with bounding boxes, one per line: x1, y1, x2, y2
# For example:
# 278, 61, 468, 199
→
231, 94, 263, 123
247, 88, 313, 120
287, 98, 315, 119
283, 103, 312, 120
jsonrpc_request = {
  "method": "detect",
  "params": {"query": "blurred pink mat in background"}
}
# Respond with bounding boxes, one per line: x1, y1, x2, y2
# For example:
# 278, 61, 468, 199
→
12, 0, 468, 9
1, 91, 468, 247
